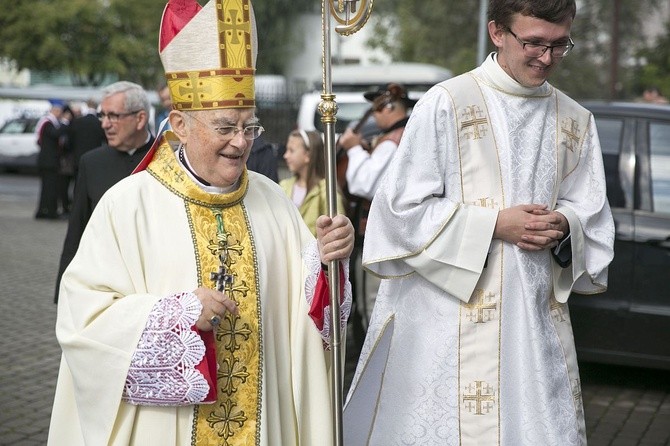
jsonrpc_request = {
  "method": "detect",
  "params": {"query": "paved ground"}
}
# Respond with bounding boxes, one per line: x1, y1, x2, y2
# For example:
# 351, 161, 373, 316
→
0, 172, 668, 445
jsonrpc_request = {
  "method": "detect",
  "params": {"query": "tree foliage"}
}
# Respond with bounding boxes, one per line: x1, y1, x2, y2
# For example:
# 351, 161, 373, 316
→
0, 0, 315, 88
366, 0, 669, 100
0, 0, 165, 87
0, 0, 667, 98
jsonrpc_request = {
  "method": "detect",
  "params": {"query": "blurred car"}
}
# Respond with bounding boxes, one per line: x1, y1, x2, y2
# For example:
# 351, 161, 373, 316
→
0, 116, 40, 173
570, 101, 670, 370
296, 62, 452, 135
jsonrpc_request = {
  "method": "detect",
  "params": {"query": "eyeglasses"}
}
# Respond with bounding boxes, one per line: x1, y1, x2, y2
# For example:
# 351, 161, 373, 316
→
189, 113, 264, 141
507, 28, 575, 58
97, 110, 142, 123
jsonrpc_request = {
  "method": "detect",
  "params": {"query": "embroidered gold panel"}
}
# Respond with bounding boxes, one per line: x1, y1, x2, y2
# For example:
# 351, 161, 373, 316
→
146, 141, 261, 446
442, 74, 504, 445
190, 203, 261, 446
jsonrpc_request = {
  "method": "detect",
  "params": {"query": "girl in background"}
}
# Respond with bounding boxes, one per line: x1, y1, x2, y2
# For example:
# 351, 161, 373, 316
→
281, 129, 344, 236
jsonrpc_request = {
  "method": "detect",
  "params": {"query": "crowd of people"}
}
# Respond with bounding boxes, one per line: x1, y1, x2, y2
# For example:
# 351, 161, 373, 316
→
34, 99, 105, 219
45, 0, 616, 445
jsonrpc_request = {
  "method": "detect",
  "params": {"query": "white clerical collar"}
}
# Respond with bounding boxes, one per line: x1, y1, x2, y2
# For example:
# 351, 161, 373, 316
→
126, 132, 151, 156
177, 146, 239, 194
475, 52, 553, 98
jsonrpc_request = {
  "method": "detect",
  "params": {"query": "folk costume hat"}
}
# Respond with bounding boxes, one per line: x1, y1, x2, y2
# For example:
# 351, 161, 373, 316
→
159, 0, 258, 111
364, 82, 417, 110
132, 0, 258, 173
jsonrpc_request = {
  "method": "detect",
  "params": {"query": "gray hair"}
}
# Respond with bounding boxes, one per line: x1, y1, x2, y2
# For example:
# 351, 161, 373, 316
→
101, 81, 151, 116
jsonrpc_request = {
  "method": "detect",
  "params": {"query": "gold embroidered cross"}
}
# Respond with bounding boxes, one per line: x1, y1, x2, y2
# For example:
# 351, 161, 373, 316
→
550, 300, 567, 323
473, 197, 499, 209
219, 8, 251, 45
207, 399, 247, 442
179, 72, 213, 109
561, 117, 580, 152
463, 381, 496, 415
218, 357, 250, 396
465, 289, 498, 323
460, 105, 488, 140
217, 315, 252, 351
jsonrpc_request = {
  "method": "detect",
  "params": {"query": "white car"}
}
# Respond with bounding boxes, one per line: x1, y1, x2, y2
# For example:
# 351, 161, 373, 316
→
297, 91, 378, 135
296, 62, 451, 136
0, 116, 40, 173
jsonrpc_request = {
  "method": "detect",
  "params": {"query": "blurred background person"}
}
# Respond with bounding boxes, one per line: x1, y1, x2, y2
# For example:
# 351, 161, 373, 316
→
35, 99, 67, 220
641, 85, 669, 104
67, 98, 106, 182
247, 134, 279, 182
56, 103, 77, 217
281, 129, 344, 236
54, 81, 154, 303
154, 82, 172, 132
337, 82, 415, 327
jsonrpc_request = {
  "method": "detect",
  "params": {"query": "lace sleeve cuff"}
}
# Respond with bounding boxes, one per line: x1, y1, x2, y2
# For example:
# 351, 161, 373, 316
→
122, 292, 210, 406
304, 240, 352, 348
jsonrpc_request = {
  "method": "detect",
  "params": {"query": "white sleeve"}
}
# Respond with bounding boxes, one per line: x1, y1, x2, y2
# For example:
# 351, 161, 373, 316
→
345, 140, 397, 200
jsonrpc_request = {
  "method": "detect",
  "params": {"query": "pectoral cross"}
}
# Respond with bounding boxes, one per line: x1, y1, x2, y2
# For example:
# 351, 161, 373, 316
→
210, 249, 234, 295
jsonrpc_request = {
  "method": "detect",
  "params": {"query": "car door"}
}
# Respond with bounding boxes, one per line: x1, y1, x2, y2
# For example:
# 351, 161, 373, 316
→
569, 108, 636, 363
627, 116, 670, 367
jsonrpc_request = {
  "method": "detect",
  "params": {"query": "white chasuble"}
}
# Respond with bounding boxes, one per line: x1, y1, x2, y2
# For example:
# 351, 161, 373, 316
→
49, 140, 338, 445
344, 54, 614, 445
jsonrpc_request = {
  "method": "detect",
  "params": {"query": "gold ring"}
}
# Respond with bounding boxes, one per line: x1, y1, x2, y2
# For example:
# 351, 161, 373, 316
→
209, 314, 221, 326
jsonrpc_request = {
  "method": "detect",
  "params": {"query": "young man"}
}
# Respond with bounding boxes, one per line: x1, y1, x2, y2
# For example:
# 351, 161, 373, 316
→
48, 1, 354, 445
344, 1, 614, 445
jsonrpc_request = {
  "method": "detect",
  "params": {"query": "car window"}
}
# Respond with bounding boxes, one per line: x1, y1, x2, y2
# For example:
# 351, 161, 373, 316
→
594, 117, 626, 208
594, 118, 622, 155
0, 119, 30, 135
649, 121, 670, 214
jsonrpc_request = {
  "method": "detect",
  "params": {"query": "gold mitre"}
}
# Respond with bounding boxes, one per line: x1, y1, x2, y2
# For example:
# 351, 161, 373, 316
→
159, 0, 257, 110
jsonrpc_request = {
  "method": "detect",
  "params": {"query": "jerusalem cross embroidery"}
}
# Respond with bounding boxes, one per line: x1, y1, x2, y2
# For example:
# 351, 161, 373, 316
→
572, 377, 582, 403
179, 72, 214, 109
472, 196, 499, 209
465, 288, 498, 323
463, 380, 496, 415
561, 116, 581, 152
460, 105, 489, 140
550, 299, 568, 323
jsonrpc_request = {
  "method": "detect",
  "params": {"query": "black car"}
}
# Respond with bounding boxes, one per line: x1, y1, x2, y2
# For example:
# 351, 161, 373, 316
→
569, 101, 670, 370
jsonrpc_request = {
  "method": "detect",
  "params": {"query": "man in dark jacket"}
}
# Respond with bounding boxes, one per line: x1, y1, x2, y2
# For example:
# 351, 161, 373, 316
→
246, 135, 279, 182
35, 100, 67, 219
55, 81, 154, 303
67, 98, 107, 178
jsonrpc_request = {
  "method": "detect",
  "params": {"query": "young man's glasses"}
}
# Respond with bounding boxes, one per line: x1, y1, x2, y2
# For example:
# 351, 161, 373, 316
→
189, 113, 265, 141
97, 110, 142, 123
507, 28, 575, 58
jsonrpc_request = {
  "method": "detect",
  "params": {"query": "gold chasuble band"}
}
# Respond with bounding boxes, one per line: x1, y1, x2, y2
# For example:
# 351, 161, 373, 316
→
167, 0, 256, 110
146, 140, 262, 446
441, 74, 504, 445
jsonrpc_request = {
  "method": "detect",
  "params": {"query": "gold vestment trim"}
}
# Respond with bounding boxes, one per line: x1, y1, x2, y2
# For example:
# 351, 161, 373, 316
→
146, 141, 262, 445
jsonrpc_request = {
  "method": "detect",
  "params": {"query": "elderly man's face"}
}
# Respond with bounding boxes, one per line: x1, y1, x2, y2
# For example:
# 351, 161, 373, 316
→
99, 92, 147, 152
179, 108, 256, 188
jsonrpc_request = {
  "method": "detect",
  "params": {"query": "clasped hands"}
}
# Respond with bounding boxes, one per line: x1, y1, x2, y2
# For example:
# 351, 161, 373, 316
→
194, 214, 354, 331
494, 204, 568, 251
